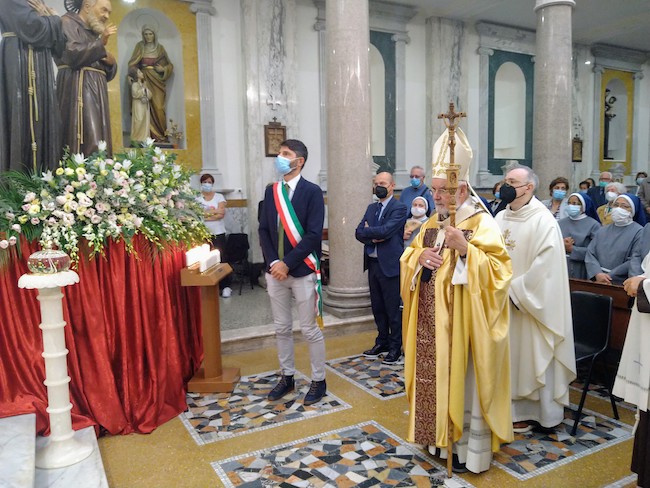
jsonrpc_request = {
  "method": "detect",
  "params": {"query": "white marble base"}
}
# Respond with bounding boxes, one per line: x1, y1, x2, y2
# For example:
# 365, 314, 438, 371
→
35, 427, 108, 488
0, 413, 36, 488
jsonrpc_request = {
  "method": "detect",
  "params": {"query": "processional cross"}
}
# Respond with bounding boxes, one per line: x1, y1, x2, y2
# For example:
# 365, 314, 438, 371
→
437, 101, 465, 478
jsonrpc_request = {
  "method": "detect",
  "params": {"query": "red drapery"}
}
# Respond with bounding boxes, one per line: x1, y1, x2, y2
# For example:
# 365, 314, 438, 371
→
0, 236, 203, 435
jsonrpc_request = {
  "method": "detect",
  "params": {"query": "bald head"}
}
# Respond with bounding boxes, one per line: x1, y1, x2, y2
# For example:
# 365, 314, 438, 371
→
373, 172, 395, 201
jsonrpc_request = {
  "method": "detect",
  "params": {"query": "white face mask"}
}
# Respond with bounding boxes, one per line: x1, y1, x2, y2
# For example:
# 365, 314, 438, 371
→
606, 191, 618, 203
610, 207, 633, 226
411, 206, 426, 217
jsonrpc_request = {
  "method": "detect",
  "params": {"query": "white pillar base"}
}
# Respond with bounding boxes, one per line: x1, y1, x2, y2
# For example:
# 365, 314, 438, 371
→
35, 433, 93, 469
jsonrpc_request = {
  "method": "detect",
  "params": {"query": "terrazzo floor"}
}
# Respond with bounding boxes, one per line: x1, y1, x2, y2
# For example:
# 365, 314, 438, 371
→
97, 331, 640, 488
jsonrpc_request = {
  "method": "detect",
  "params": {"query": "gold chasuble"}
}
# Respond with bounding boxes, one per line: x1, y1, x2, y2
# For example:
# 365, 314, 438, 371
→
400, 200, 513, 451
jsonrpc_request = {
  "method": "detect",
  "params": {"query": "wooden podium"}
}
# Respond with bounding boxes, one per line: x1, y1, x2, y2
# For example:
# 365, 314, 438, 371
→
181, 263, 240, 393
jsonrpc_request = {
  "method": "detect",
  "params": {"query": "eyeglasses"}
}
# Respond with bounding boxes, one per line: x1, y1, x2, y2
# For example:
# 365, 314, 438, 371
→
612, 202, 632, 210
431, 188, 450, 196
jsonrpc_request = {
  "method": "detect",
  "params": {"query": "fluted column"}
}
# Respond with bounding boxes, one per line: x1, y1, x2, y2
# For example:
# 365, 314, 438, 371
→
532, 0, 575, 192
476, 46, 494, 186
323, 0, 372, 317
392, 32, 410, 188
189, 0, 219, 177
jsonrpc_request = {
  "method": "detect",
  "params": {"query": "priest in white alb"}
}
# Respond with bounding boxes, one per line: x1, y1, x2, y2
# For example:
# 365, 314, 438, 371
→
400, 128, 513, 474
495, 165, 576, 433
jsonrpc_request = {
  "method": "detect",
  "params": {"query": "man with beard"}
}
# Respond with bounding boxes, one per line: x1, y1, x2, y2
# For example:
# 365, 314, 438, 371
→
55, 0, 117, 156
0, 0, 65, 173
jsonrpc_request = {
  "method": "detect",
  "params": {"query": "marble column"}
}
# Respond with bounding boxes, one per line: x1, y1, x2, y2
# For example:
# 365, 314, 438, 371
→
590, 64, 605, 180
532, 0, 575, 192
476, 46, 494, 186
240, 0, 298, 263
392, 32, 410, 188
323, 0, 372, 317
189, 0, 219, 178
426, 17, 468, 170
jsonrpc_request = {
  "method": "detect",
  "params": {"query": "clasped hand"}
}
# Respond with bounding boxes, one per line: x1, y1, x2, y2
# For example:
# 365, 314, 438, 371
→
269, 260, 289, 281
623, 275, 645, 297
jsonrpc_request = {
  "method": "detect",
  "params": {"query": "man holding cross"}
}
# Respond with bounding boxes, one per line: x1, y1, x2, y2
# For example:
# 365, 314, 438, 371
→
259, 139, 327, 406
400, 126, 513, 474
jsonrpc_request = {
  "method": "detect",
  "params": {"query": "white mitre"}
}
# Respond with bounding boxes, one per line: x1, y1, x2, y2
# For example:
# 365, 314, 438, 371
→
431, 127, 473, 181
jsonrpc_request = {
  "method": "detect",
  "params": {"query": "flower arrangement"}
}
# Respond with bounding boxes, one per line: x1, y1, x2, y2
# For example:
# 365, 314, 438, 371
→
0, 140, 210, 266
165, 119, 183, 145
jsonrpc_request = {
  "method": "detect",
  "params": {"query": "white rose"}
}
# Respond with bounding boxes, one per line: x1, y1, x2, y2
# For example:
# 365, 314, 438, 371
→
0, 240, 8, 249
11, 224, 21, 232
23, 192, 36, 202
98, 140, 107, 152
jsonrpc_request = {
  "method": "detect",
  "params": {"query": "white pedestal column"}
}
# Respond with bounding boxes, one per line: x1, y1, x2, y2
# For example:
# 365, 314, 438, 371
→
18, 270, 92, 469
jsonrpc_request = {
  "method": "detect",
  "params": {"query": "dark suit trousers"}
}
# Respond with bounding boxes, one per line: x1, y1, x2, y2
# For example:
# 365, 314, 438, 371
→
367, 258, 402, 353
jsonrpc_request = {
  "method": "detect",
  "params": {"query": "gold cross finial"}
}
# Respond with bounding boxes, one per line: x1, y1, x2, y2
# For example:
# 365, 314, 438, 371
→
438, 102, 466, 130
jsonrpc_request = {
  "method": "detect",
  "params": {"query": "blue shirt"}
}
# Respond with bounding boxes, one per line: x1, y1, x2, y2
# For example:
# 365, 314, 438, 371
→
400, 184, 435, 217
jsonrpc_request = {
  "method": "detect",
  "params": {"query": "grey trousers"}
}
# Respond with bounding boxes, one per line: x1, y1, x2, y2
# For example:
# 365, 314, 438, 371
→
266, 273, 326, 381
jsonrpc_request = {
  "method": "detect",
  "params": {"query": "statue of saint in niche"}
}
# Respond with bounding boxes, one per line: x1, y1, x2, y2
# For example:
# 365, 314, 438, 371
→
127, 25, 173, 142
128, 67, 152, 145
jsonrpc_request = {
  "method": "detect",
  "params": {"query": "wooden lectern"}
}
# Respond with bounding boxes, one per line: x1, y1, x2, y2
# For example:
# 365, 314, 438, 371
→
181, 263, 240, 393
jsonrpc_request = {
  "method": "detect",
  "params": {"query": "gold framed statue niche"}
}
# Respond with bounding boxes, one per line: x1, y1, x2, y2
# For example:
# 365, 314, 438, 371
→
107, 1, 202, 170
264, 119, 286, 157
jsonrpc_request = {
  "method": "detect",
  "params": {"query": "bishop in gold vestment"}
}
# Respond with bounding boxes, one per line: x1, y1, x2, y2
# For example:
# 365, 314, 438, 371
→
400, 128, 513, 474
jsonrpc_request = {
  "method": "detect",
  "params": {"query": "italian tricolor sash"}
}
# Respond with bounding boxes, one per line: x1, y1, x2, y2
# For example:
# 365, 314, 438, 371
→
273, 182, 324, 328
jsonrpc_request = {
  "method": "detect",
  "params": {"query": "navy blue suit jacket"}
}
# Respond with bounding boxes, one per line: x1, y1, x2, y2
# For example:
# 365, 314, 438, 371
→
258, 177, 325, 277
587, 186, 607, 208
355, 197, 408, 278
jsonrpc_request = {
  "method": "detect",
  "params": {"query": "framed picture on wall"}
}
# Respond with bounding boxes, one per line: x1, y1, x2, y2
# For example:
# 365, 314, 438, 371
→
264, 119, 286, 157
572, 137, 583, 162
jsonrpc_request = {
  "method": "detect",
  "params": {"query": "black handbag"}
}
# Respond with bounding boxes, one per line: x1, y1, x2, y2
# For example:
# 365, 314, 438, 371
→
637, 280, 650, 313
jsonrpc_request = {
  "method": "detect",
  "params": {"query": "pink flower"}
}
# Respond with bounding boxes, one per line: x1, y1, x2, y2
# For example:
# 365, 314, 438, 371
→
30, 217, 40, 225
22, 203, 31, 211
91, 215, 102, 224
8, 236, 17, 245
11, 224, 21, 232
0, 240, 8, 249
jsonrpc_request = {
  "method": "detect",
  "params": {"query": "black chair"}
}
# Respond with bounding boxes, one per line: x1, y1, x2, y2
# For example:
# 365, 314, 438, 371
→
224, 233, 253, 295
570, 290, 619, 435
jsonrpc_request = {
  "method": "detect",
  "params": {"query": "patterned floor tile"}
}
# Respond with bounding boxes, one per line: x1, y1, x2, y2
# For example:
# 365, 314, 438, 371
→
211, 421, 475, 487
493, 405, 633, 481
180, 371, 351, 445
325, 354, 405, 400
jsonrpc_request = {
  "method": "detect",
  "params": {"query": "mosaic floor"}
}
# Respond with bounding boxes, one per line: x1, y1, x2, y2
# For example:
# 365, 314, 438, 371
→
325, 354, 405, 400
180, 371, 351, 445
211, 421, 473, 488
493, 405, 633, 481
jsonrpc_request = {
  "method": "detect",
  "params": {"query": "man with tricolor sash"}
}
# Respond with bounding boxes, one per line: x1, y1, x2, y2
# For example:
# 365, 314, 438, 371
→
259, 139, 327, 406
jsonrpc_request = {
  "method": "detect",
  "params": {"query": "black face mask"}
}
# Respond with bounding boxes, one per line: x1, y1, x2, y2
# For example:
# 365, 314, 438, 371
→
499, 183, 518, 204
374, 186, 388, 199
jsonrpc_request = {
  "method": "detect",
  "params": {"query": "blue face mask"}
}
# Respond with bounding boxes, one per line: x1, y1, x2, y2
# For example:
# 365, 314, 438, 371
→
599, 180, 608, 187
552, 189, 566, 200
201, 183, 213, 192
637, 178, 645, 185
494, 191, 500, 200
410, 177, 421, 188
275, 156, 293, 175
566, 204, 582, 217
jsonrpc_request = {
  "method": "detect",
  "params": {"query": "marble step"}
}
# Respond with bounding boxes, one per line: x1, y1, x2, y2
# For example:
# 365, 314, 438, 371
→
35, 427, 108, 488
0, 413, 36, 488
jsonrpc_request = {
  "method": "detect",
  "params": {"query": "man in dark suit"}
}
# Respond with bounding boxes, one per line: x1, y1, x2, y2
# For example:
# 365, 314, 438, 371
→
587, 171, 613, 208
259, 139, 327, 406
355, 172, 408, 364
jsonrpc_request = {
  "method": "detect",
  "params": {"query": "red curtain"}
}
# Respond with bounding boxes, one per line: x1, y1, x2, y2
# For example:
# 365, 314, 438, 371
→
0, 236, 203, 435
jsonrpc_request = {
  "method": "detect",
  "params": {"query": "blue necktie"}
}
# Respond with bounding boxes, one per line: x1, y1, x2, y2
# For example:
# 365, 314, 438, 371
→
375, 202, 383, 223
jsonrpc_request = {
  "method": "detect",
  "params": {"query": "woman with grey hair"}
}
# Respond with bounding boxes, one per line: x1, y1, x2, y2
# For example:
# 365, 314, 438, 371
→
597, 181, 627, 226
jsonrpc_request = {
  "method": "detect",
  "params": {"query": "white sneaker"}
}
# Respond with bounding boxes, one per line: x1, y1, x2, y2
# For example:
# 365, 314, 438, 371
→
222, 287, 232, 298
